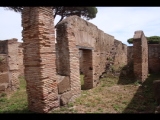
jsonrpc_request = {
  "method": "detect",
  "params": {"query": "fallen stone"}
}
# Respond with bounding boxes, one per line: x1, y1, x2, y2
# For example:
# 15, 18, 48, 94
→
60, 91, 72, 106
57, 76, 70, 94
0, 83, 8, 91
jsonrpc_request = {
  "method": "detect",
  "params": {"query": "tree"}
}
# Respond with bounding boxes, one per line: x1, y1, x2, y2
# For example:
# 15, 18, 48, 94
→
4, 7, 98, 27
127, 36, 160, 44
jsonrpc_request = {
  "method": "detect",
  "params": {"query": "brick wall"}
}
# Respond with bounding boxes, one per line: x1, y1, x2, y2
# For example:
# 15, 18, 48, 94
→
0, 54, 9, 91
112, 40, 128, 73
56, 16, 128, 95
127, 46, 133, 64
17, 42, 24, 76
0, 39, 21, 92
148, 44, 160, 73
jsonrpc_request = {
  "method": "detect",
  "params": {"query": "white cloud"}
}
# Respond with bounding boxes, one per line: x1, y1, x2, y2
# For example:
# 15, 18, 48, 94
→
89, 7, 160, 45
0, 7, 22, 42
1, 7, 160, 46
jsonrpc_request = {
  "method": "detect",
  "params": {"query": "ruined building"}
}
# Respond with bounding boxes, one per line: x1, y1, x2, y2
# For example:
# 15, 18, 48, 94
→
0, 39, 23, 92
0, 7, 159, 113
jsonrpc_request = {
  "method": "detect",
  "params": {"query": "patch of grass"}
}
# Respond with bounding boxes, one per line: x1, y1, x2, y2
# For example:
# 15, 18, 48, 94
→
123, 73, 160, 113
0, 76, 30, 113
101, 83, 106, 87
100, 76, 118, 87
0, 93, 7, 97
0, 57, 4, 63
67, 102, 74, 107
133, 80, 141, 86
80, 74, 84, 85
52, 103, 78, 113
0, 97, 7, 102
122, 101, 128, 105
113, 104, 120, 112
97, 107, 103, 112
0, 72, 158, 113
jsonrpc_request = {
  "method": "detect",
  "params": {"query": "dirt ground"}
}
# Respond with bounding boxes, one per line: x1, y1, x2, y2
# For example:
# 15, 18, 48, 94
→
52, 73, 158, 113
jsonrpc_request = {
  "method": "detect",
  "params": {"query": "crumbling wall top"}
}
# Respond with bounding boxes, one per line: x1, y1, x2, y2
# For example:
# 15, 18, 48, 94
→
133, 30, 144, 39
56, 15, 114, 38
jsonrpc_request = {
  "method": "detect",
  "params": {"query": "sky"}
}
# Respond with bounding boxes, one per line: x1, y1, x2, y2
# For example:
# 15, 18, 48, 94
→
1, 7, 160, 46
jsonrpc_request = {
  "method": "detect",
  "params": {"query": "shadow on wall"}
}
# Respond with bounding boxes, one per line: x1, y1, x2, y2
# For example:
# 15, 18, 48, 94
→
118, 61, 136, 85
117, 63, 159, 113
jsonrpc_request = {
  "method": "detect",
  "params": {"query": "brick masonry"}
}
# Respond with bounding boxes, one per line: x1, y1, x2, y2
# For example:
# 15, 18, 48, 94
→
22, 7, 59, 113
133, 30, 148, 82
127, 44, 160, 75
127, 46, 133, 64
56, 16, 128, 92
1, 9, 159, 113
148, 44, 160, 73
0, 39, 23, 92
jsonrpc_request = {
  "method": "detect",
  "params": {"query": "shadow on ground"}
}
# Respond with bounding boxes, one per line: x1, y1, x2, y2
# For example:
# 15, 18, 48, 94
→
118, 72, 160, 113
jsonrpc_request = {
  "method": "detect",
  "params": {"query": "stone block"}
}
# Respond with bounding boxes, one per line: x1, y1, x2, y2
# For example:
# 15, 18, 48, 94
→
60, 91, 72, 105
0, 83, 8, 91
58, 76, 70, 94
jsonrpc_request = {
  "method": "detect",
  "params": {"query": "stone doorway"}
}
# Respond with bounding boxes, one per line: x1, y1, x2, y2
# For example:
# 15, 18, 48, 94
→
79, 48, 93, 90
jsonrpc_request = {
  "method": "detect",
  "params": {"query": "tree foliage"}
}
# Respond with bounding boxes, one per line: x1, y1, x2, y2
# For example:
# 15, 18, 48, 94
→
53, 7, 97, 27
4, 7, 98, 27
127, 36, 160, 44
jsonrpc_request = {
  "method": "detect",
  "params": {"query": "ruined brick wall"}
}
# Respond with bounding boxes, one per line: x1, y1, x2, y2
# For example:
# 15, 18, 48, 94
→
56, 16, 128, 91
112, 40, 127, 73
0, 39, 21, 92
148, 44, 160, 73
55, 28, 70, 76
17, 42, 24, 76
93, 31, 115, 87
22, 7, 59, 113
0, 41, 7, 54
133, 31, 148, 82
127, 44, 160, 74
127, 46, 133, 64
79, 50, 83, 74
0, 54, 9, 92
56, 17, 81, 102
0, 40, 8, 88
7, 39, 20, 90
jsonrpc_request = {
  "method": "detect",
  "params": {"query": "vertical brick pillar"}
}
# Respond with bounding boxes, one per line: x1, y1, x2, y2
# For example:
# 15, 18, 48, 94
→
133, 30, 148, 82
56, 23, 81, 102
7, 39, 20, 90
22, 7, 59, 113
67, 31, 81, 101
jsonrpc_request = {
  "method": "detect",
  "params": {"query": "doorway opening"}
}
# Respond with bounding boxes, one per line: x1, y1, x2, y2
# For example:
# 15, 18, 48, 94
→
79, 48, 93, 90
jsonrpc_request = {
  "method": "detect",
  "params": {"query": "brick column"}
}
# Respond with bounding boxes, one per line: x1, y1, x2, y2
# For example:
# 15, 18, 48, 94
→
133, 30, 148, 82
22, 7, 59, 113
68, 34, 81, 101
7, 39, 20, 90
